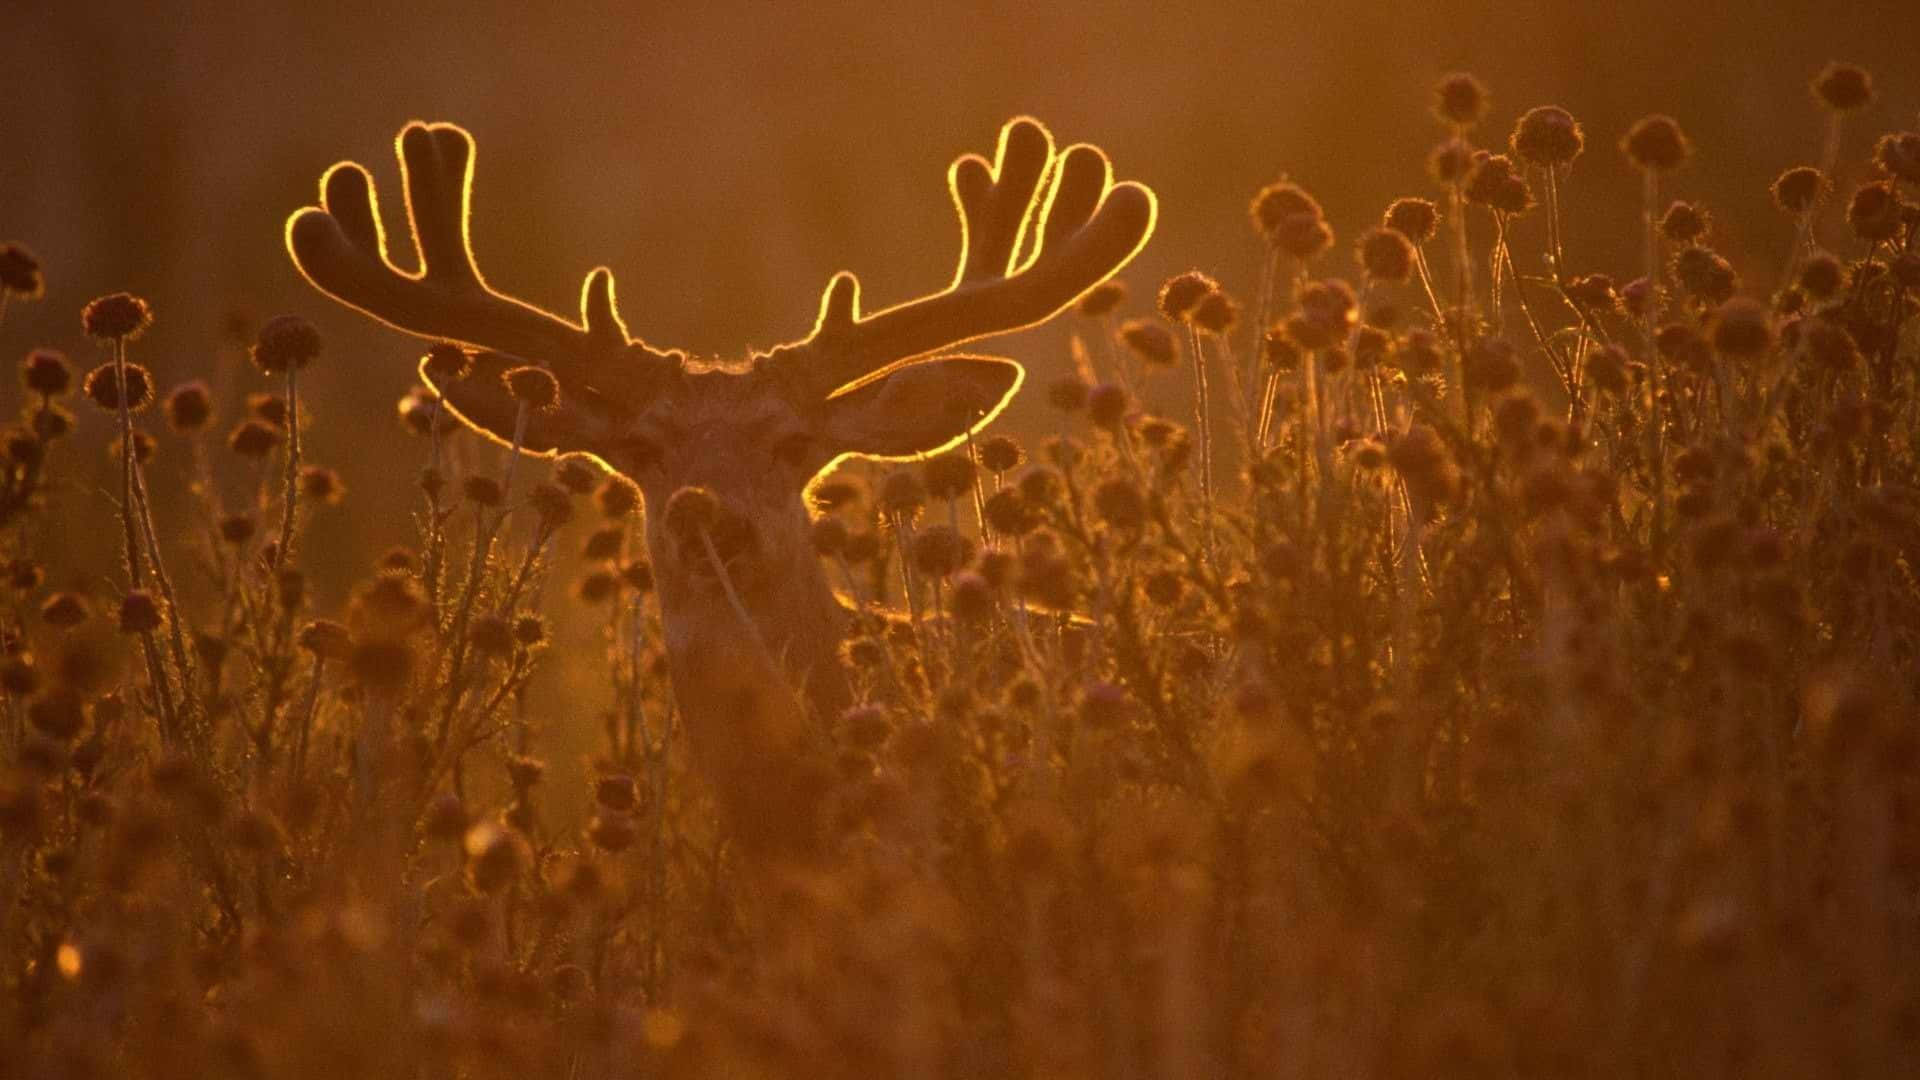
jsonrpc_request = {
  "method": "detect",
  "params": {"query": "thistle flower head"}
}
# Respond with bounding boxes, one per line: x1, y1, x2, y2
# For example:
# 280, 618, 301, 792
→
1432, 72, 1489, 128
1510, 105, 1584, 167
81, 293, 152, 341
1621, 115, 1691, 172
82, 363, 153, 412
1812, 62, 1873, 111
250, 314, 321, 373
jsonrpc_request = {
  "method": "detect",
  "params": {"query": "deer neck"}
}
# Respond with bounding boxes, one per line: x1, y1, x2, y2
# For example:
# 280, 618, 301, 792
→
648, 514, 851, 727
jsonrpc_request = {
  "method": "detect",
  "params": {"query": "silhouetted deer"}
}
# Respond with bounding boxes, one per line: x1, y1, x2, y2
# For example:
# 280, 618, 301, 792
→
285, 118, 1155, 855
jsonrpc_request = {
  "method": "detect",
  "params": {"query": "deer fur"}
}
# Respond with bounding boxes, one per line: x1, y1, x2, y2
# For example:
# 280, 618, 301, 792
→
283, 117, 1155, 856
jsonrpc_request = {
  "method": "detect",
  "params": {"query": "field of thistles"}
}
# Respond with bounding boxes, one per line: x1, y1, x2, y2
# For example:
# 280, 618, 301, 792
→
3, 63, 1919, 1078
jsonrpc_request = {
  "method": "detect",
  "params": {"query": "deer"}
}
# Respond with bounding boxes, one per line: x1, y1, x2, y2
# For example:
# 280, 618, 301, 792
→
283, 117, 1155, 857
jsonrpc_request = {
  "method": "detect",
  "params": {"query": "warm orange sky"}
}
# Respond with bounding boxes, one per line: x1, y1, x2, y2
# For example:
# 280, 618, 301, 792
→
3, 0, 1914, 576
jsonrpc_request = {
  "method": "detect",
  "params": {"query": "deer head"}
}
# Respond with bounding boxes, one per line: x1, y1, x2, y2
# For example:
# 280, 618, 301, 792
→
284, 119, 1154, 821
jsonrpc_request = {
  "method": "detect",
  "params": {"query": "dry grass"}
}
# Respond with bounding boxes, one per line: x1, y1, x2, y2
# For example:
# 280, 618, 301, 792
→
3, 66, 1919, 1078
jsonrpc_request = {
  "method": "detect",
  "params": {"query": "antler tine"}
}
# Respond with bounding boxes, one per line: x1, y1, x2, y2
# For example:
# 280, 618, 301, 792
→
768, 117, 1156, 396
284, 121, 676, 401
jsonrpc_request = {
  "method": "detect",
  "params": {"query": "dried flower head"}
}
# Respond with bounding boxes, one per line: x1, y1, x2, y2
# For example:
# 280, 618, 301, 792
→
250, 314, 321, 373
1157, 271, 1217, 322
1383, 197, 1440, 243
299, 465, 346, 504
1118, 319, 1177, 366
297, 619, 353, 661
1846, 181, 1903, 242
1812, 62, 1873, 111
595, 475, 639, 518
1427, 138, 1474, 185
922, 453, 976, 501
1189, 289, 1240, 334
1874, 132, 1920, 184
82, 363, 153, 412
878, 470, 926, 516
163, 381, 212, 432
1660, 201, 1711, 244
22, 349, 70, 396
117, 591, 162, 634
1798, 253, 1844, 300
977, 435, 1025, 474
226, 420, 280, 459
1433, 72, 1489, 128
1510, 105, 1584, 167
1621, 115, 1691, 172
1671, 246, 1739, 304
81, 292, 152, 341
1771, 166, 1828, 214
423, 342, 472, 380
1076, 281, 1126, 317
1464, 153, 1534, 214
461, 475, 504, 507
1358, 227, 1415, 282
0, 243, 44, 298
1047, 374, 1090, 412
1250, 181, 1323, 237
553, 453, 599, 494
1087, 382, 1130, 429
503, 365, 559, 410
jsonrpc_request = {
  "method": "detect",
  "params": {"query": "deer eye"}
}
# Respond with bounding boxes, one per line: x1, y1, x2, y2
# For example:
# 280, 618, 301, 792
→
772, 432, 814, 467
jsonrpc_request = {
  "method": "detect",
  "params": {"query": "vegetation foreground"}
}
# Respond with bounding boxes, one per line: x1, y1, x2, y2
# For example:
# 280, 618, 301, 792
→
3, 67, 1920, 1077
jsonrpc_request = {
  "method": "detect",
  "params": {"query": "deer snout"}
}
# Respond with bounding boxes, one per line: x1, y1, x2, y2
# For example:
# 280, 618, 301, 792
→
663, 486, 760, 576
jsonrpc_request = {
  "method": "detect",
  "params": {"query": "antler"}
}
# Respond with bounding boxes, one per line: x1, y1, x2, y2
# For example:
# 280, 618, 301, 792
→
284, 122, 677, 404
765, 117, 1156, 396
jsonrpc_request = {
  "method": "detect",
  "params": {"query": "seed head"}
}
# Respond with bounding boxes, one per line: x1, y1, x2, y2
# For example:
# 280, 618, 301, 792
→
0, 243, 44, 298
663, 486, 720, 543
1671, 246, 1738, 304
595, 475, 639, 518
1289, 278, 1358, 349
553, 453, 600, 494
977, 435, 1025, 473
226, 420, 280, 459
118, 591, 162, 635
1874, 132, 1920, 184
1358, 227, 1415, 282
250, 314, 321, 373
82, 363, 153, 412
1190, 289, 1240, 334
1427, 138, 1474, 185
1388, 424, 1459, 507
1510, 105, 1584, 167
1118, 319, 1177, 366
583, 526, 624, 560
1563, 274, 1618, 312
528, 482, 573, 527
1087, 382, 1130, 429
22, 349, 70, 396
983, 489, 1038, 536
1383, 197, 1439, 243
81, 292, 152, 341
911, 525, 972, 578
878, 470, 926, 515
1812, 63, 1873, 111
1771, 166, 1828, 214
299, 465, 345, 504
1464, 152, 1533, 214
1621, 115, 1691, 172
1433, 72, 1489, 128
1250, 181, 1323, 237
922, 453, 976, 501
503, 365, 559, 410
423, 342, 472, 380
1798, 253, 1844, 301
1156, 271, 1217, 322
1846, 181, 1903, 242
513, 615, 545, 646
162, 381, 212, 432
621, 560, 654, 592
1660, 201, 1711, 244
1046, 374, 1090, 412
1076, 281, 1126, 317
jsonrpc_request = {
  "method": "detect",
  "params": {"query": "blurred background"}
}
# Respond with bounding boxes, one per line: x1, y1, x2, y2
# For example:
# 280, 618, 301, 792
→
2, 0, 1914, 714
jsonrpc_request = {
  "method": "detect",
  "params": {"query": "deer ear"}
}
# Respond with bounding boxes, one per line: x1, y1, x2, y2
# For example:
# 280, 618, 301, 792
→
420, 350, 613, 456
819, 355, 1023, 460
